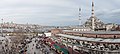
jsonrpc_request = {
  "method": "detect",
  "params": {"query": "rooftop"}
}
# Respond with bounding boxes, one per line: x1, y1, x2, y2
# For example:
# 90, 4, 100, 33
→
63, 30, 120, 34
57, 34, 120, 43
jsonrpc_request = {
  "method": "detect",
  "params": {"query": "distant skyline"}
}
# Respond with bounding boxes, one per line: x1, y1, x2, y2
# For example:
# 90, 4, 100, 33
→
0, 0, 120, 26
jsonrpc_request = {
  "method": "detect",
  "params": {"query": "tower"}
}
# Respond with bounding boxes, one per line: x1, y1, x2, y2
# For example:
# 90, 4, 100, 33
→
92, 0, 95, 17
78, 8, 81, 26
91, 0, 95, 31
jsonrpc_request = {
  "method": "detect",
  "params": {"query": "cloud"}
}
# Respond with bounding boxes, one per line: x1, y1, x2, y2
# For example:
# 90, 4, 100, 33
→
0, 0, 120, 26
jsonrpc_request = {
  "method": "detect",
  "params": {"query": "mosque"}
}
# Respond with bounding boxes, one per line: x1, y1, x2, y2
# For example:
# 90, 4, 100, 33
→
75, 0, 118, 31
49, 0, 120, 54
84, 0, 104, 30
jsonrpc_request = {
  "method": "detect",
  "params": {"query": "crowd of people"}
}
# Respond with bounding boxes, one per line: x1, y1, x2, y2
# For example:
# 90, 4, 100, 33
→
58, 37, 120, 54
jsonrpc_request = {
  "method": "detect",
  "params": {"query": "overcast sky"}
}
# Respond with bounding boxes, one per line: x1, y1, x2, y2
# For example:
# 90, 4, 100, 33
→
0, 0, 120, 26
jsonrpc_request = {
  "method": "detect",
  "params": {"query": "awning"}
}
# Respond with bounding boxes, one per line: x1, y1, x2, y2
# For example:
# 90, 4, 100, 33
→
61, 48, 69, 54
54, 44, 69, 54
54, 44, 61, 50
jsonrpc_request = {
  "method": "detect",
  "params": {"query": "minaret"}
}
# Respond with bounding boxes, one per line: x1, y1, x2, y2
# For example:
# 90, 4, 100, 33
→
91, 0, 95, 17
78, 8, 81, 26
91, 0, 95, 31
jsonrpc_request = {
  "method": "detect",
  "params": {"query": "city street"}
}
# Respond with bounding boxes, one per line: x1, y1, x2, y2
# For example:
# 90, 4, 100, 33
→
26, 38, 42, 54
26, 37, 57, 54
0, 35, 59, 54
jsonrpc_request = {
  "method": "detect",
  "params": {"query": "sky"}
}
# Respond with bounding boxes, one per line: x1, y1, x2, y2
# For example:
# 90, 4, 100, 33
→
0, 0, 120, 26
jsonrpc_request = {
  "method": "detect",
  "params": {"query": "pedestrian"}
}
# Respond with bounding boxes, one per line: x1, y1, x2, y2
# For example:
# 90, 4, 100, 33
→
34, 52, 36, 54
33, 44, 34, 46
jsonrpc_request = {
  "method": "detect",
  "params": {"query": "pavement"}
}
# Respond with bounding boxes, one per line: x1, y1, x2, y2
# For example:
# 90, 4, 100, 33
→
0, 36, 12, 54
26, 38, 43, 54
0, 36, 59, 54
26, 37, 57, 54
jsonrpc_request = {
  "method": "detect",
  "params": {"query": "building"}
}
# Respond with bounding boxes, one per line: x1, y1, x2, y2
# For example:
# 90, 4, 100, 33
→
114, 25, 120, 31
51, 29, 62, 36
48, 0, 120, 54
105, 23, 118, 31
73, 27, 91, 31
50, 29, 120, 54
84, 0, 104, 31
